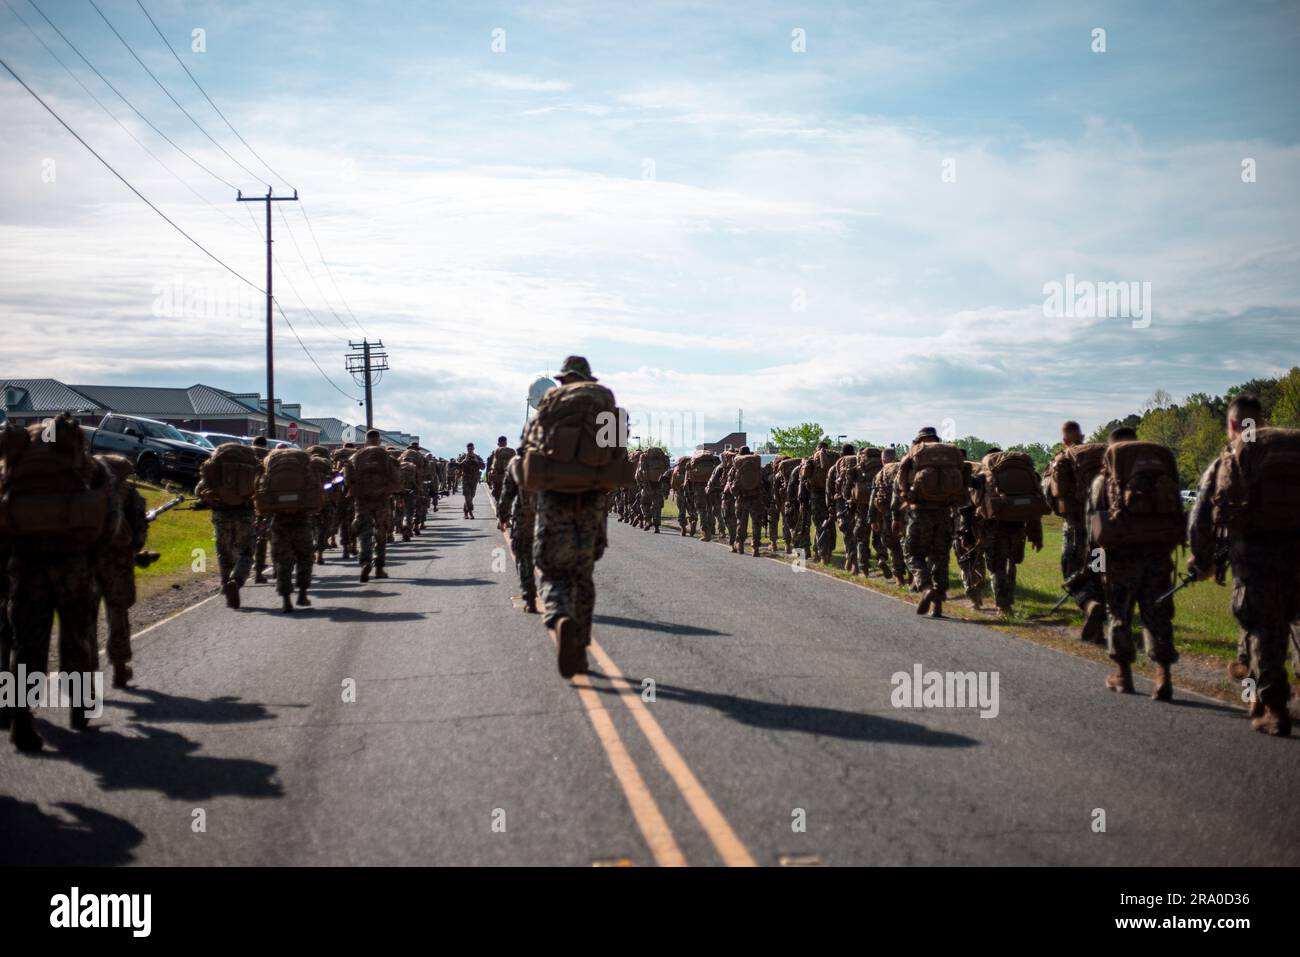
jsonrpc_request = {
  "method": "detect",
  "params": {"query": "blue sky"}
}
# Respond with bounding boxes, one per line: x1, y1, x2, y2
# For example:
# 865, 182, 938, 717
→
1, 0, 1297, 454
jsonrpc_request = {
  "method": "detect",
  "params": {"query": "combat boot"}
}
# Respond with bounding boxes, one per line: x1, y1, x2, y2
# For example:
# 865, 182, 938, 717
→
967, 589, 983, 609
916, 589, 934, 616
296, 589, 311, 607
281, 594, 294, 613
375, 564, 389, 579
1152, 662, 1173, 702
360, 561, 372, 583
752, 543, 761, 557
1105, 661, 1135, 694
996, 605, 1012, 619
223, 579, 241, 609
553, 617, 586, 678
1249, 699, 1265, 718
402, 530, 412, 542
1251, 705, 1291, 737
929, 595, 944, 618
254, 568, 267, 584
10, 710, 42, 753
1227, 660, 1250, 682
1081, 600, 1105, 644
523, 594, 539, 614
112, 662, 133, 689
316, 549, 325, 565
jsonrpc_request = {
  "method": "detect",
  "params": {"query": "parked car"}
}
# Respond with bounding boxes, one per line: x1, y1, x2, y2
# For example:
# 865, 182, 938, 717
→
86, 413, 211, 486
1180, 489, 1197, 505
179, 429, 215, 449
198, 431, 247, 448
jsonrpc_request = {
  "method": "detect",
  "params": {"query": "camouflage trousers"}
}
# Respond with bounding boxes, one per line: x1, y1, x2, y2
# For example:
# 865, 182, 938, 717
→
401, 490, 418, 535
905, 507, 953, 596
638, 482, 665, 530
957, 536, 987, 598
734, 492, 765, 550
850, 505, 878, 574
463, 478, 479, 516
271, 513, 315, 597
254, 515, 270, 573
534, 490, 608, 641
782, 498, 800, 554
1229, 535, 1300, 707
1102, 546, 1177, 666
876, 516, 906, 579
688, 483, 714, 539
337, 500, 355, 553
213, 506, 256, 587
676, 487, 695, 534
767, 495, 781, 545
983, 521, 1027, 610
314, 504, 337, 555
837, 502, 856, 569
511, 523, 537, 604
809, 496, 834, 562
7, 550, 99, 693
353, 500, 391, 568
1061, 512, 1103, 608
96, 546, 137, 666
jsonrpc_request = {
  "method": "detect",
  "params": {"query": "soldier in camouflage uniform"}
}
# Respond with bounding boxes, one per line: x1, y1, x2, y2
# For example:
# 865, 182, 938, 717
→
765, 460, 782, 547
707, 451, 735, 547
1189, 394, 1298, 735
95, 455, 149, 688
348, 431, 398, 582
531, 357, 612, 677
870, 449, 909, 584
672, 457, 695, 536
801, 443, 835, 564
1087, 427, 1179, 700
460, 444, 485, 519
971, 449, 1044, 615
308, 447, 337, 564
828, 446, 856, 573
271, 512, 316, 612
333, 444, 357, 559
898, 428, 958, 616
1045, 421, 1106, 642
687, 462, 715, 542
4, 416, 108, 751
497, 447, 538, 612
729, 447, 768, 556
954, 498, 987, 606
250, 435, 271, 583
778, 458, 801, 555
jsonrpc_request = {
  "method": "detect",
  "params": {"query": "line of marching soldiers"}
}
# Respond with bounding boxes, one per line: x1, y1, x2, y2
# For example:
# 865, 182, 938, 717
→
607, 397, 1300, 735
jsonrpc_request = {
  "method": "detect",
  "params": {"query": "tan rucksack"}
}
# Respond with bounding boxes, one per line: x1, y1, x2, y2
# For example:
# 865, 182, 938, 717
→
778, 456, 803, 484
850, 450, 883, 506
1047, 442, 1106, 514
805, 448, 840, 491
689, 451, 720, 483
873, 461, 901, 520
902, 442, 967, 506
309, 454, 340, 504
489, 446, 516, 477
197, 442, 260, 508
520, 381, 634, 492
979, 451, 1051, 522
731, 453, 763, 493
0, 418, 110, 546
1090, 441, 1184, 548
637, 446, 670, 483
670, 456, 690, 491
1211, 428, 1300, 533
255, 448, 323, 515
347, 446, 402, 499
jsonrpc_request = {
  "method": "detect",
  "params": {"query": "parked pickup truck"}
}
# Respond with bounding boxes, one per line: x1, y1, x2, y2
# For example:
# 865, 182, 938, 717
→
85, 413, 211, 486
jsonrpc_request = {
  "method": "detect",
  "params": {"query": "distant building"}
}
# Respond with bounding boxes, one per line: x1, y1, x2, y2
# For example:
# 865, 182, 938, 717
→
696, 431, 747, 453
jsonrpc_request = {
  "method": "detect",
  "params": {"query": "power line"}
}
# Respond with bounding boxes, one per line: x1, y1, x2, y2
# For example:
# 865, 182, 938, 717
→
276, 204, 354, 336
26, 0, 240, 193
251, 205, 348, 343
4, 0, 256, 238
86, 0, 270, 189
133, 0, 294, 191
0, 53, 263, 292
299, 203, 368, 335
274, 299, 363, 401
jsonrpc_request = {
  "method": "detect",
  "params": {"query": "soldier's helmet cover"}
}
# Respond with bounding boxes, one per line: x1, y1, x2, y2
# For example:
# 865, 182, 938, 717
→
555, 356, 596, 384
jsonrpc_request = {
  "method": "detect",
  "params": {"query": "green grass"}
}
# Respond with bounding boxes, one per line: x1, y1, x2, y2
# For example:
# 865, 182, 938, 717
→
135, 483, 219, 599
656, 495, 1242, 663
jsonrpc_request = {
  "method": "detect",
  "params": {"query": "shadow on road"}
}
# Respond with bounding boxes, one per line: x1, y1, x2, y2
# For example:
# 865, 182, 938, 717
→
38, 722, 284, 801
593, 614, 730, 638
241, 605, 432, 622
0, 797, 144, 865
107, 687, 293, 725
591, 679, 978, 748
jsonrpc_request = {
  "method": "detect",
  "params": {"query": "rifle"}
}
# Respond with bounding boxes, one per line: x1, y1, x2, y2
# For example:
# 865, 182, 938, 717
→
1157, 545, 1230, 605
145, 495, 184, 522
1035, 568, 1095, 619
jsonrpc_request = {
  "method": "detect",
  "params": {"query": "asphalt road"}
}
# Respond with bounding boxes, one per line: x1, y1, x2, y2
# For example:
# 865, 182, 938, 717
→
2, 487, 1297, 866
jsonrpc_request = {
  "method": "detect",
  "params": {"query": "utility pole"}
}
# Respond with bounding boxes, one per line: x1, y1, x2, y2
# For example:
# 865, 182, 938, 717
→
346, 338, 389, 429
237, 187, 298, 439
738, 408, 743, 434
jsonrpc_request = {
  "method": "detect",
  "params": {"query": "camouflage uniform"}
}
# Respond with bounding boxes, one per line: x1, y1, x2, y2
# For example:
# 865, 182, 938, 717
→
1088, 476, 1178, 666
498, 458, 537, 607
97, 479, 148, 667
270, 512, 315, 597
983, 519, 1041, 610
213, 506, 256, 586
534, 490, 608, 646
801, 461, 834, 562
314, 501, 337, 558
780, 466, 801, 554
765, 465, 782, 546
829, 467, 854, 570
9, 550, 100, 689
955, 506, 986, 601
638, 476, 666, 532
353, 499, 391, 571
707, 462, 733, 546
904, 508, 953, 597
461, 453, 484, 517
688, 480, 714, 540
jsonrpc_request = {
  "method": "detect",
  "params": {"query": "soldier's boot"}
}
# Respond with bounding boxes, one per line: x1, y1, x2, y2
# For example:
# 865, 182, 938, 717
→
112, 662, 133, 689
752, 542, 761, 557
916, 589, 934, 616
223, 579, 241, 609
1251, 704, 1291, 737
1249, 699, 1265, 719
1081, 600, 1105, 644
316, 549, 325, 565
730, 541, 738, 554
360, 561, 372, 583
523, 594, 539, 614
375, 564, 389, 579
1227, 660, 1250, 682
967, 589, 983, 609
654, 522, 660, 534
1105, 661, 1135, 694
1152, 663, 1173, 702
329, 536, 337, 548
679, 524, 688, 537
553, 617, 585, 678
281, 593, 294, 613
254, 568, 268, 585
996, 605, 1012, 619
929, 594, 944, 619
402, 529, 412, 542
10, 709, 42, 753
296, 589, 311, 607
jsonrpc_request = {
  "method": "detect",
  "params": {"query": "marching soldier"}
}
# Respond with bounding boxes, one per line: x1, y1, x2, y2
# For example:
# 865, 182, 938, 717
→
497, 443, 538, 613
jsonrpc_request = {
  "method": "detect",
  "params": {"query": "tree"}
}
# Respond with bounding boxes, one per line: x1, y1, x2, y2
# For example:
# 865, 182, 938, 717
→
771, 422, 831, 458
1007, 442, 1052, 472
1270, 367, 1300, 428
